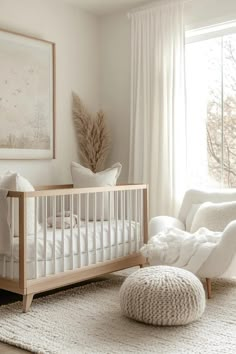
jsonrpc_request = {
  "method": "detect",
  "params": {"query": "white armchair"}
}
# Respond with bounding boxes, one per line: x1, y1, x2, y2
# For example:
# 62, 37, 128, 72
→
149, 189, 236, 298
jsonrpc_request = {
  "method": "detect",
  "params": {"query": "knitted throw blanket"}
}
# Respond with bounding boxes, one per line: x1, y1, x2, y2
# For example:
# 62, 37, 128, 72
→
140, 227, 221, 274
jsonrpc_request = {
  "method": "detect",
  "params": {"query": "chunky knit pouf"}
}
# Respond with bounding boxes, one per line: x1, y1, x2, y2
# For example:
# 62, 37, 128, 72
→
119, 266, 206, 326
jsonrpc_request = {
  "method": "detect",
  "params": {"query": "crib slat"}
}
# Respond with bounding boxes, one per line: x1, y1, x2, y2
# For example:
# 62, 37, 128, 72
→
70, 195, 74, 270
3, 256, 6, 278
101, 192, 104, 262
43, 196, 47, 277
115, 191, 118, 258
140, 190, 143, 248
77, 194, 81, 268
34, 197, 38, 279
61, 195, 65, 272
10, 198, 14, 279
57, 195, 60, 214
85, 194, 89, 266
93, 193, 97, 264
108, 192, 111, 260
2, 196, 10, 278
122, 191, 125, 256
128, 190, 132, 254
134, 190, 139, 252
52, 196, 56, 274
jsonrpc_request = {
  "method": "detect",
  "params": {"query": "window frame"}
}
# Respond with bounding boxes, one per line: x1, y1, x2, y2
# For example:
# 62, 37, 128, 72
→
186, 20, 236, 44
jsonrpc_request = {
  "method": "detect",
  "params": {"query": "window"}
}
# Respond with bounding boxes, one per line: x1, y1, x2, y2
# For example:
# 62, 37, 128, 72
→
186, 22, 236, 188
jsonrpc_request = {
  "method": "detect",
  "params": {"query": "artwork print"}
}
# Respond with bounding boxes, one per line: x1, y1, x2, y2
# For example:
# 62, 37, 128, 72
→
0, 29, 55, 159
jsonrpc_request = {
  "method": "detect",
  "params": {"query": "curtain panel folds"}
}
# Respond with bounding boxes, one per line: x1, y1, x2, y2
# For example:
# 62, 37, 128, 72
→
129, 0, 186, 217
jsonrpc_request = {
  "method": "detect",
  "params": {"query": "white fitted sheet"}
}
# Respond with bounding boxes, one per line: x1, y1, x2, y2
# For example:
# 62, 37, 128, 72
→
0, 220, 141, 280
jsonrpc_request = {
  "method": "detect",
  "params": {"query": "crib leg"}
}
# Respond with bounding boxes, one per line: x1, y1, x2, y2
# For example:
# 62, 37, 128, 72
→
206, 278, 212, 299
23, 293, 34, 313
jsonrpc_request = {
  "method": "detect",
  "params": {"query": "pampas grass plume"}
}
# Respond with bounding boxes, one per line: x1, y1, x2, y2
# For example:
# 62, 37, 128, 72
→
72, 93, 111, 172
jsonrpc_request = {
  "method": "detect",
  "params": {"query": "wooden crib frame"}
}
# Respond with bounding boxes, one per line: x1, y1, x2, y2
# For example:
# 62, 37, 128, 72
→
0, 184, 148, 312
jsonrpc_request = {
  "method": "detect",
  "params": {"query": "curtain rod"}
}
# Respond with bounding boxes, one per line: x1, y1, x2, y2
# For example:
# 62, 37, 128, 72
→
127, 0, 193, 18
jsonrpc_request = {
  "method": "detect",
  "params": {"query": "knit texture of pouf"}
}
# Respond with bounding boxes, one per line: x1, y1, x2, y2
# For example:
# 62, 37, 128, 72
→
119, 266, 206, 326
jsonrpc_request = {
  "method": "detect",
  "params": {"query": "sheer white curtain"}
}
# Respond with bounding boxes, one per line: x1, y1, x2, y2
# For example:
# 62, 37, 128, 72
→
128, 0, 186, 217
186, 41, 209, 188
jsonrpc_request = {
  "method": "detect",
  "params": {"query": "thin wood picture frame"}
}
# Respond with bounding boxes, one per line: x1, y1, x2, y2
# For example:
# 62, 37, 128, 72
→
0, 28, 55, 159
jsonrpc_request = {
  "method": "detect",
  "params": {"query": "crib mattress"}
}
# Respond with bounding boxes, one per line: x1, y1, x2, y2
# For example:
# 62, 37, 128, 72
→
0, 220, 140, 280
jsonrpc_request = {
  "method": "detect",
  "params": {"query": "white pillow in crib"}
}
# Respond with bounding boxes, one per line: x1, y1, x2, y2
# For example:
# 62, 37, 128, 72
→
190, 201, 236, 233
71, 162, 122, 220
0, 171, 39, 236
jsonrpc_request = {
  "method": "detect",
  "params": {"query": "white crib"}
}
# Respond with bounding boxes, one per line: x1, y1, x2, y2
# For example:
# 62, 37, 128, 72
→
0, 184, 148, 312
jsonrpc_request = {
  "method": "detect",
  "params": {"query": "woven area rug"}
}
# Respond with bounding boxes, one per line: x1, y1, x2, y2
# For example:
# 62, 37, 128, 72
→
0, 272, 236, 354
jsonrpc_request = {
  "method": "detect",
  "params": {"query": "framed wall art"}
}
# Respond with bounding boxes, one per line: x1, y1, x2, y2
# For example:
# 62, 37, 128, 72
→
0, 29, 55, 159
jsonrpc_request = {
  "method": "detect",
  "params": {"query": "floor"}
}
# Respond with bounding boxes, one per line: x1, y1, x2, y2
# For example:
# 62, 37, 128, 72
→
0, 275, 111, 353
0, 342, 27, 353
0, 290, 29, 353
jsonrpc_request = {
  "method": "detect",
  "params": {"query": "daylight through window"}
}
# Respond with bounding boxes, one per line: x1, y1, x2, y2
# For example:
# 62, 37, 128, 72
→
186, 22, 236, 188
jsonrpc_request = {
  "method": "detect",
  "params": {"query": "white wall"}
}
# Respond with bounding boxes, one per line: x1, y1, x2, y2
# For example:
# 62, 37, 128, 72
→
185, 0, 236, 29
100, 14, 131, 182
100, 0, 236, 183
0, 0, 100, 185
